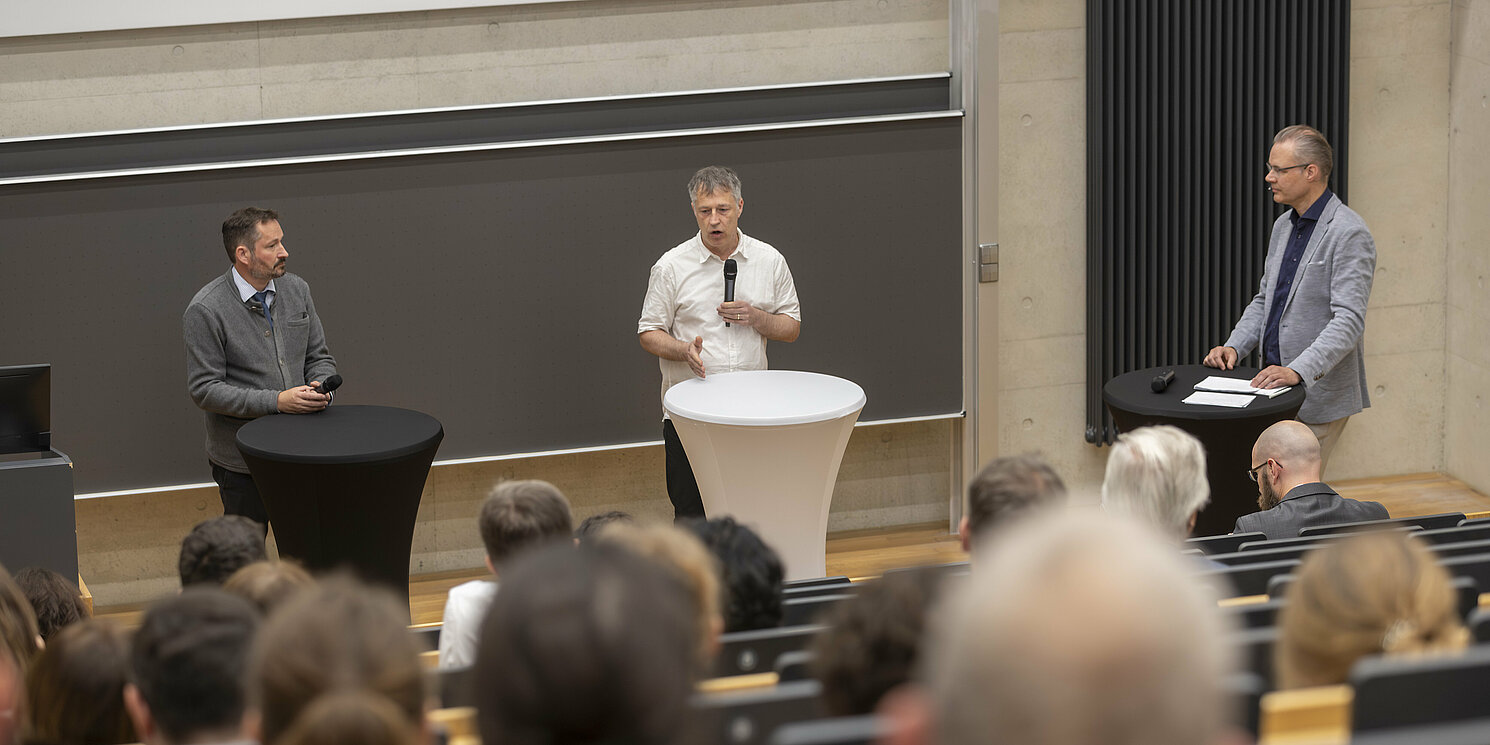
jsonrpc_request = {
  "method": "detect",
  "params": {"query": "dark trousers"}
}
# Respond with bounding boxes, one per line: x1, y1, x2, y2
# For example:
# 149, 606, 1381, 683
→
211, 462, 270, 535
663, 420, 706, 522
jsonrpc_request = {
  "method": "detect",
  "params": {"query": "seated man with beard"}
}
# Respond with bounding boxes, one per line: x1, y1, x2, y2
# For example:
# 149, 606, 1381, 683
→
1234, 420, 1386, 539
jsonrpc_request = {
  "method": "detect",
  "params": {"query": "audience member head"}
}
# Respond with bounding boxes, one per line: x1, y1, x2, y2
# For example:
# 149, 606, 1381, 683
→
25, 619, 138, 745
222, 561, 315, 615
682, 517, 784, 632
0, 565, 42, 678
889, 512, 1235, 745
1, 646, 21, 745
810, 568, 949, 716
960, 454, 1068, 551
248, 576, 425, 745
478, 480, 574, 575
1100, 425, 1210, 539
178, 516, 267, 588
475, 542, 697, 745
126, 588, 260, 745
275, 692, 418, 745
574, 511, 634, 544
1250, 420, 1324, 511
597, 522, 723, 669
1276, 532, 1469, 689
12, 568, 88, 643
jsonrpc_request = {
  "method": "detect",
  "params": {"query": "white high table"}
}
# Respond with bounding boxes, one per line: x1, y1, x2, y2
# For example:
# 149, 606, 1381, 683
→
664, 370, 866, 580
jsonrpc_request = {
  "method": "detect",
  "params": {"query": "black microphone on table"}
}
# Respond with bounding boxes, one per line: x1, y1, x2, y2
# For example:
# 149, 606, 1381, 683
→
1151, 369, 1176, 393
315, 374, 343, 396
723, 258, 738, 327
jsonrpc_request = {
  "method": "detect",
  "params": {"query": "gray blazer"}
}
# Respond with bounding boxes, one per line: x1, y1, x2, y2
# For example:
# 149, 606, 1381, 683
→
1233, 482, 1388, 540
1224, 194, 1376, 424
184, 269, 337, 472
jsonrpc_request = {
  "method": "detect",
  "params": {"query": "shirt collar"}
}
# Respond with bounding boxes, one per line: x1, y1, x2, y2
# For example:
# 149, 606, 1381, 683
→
230, 267, 276, 302
692, 230, 751, 264
1291, 189, 1333, 225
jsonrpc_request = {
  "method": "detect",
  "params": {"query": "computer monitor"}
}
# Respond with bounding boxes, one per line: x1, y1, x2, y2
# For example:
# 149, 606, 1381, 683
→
0, 363, 50, 454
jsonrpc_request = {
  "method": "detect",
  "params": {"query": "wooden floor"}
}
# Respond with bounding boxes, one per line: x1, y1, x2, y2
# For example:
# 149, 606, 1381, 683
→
96, 471, 1489, 627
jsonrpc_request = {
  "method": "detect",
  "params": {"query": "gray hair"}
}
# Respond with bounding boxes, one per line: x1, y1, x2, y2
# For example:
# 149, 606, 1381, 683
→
926, 512, 1235, 745
1100, 425, 1210, 539
1274, 124, 1334, 178
965, 454, 1067, 546
686, 166, 743, 203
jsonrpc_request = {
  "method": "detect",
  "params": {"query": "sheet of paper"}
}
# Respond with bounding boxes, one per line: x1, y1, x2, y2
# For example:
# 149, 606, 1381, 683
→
1194, 376, 1292, 398
1182, 391, 1255, 408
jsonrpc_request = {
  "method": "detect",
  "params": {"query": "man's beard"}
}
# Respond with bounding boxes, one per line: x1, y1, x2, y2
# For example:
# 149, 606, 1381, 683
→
1257, 478, 1281, 511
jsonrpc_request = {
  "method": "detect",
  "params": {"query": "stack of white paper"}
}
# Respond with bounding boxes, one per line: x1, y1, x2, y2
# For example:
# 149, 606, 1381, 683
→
1194, 375, 1292, 398
1182, 391, 1255, 408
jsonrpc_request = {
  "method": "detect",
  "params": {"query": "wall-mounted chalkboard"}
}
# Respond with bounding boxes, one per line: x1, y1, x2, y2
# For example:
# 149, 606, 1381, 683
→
2, 118, 963, 494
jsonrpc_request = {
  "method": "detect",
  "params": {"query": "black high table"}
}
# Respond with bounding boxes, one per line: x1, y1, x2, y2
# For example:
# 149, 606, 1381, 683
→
236, 405, 443, 610
1102, 364, 1305, 538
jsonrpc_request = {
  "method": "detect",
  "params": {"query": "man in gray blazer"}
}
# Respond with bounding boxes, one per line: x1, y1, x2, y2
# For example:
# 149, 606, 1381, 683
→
1234, 420, 1387, 540
1204, 125, 1376, 469
184, 208, 337, 529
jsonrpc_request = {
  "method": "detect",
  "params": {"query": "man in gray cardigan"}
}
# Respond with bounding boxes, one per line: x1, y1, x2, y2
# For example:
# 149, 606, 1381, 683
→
1205, 125, 1376, 470
184, 207, 337, 528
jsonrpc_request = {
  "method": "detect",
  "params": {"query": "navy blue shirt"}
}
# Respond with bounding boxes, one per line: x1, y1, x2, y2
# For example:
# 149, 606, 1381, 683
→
1263, 189, 1332, 366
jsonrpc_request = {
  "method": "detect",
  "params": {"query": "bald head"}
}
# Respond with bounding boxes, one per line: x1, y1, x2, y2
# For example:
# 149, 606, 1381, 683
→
1252, 421, 1322, 487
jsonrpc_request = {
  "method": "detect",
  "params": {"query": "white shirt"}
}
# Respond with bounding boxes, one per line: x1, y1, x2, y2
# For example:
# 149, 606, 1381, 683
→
230, 267, 277, 307
437, 578, 498, 669
637, 230, 801, 414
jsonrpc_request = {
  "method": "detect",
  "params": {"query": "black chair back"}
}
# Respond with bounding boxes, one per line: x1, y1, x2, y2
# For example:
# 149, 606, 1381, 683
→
1200, 560, 1301, 597
1469, 607, 1490, 644
437, 664, 477, 708
693, 679, 825, 745
1210, 545, 1320, 566
714, 624, 826, 678
1350, 645, 1490, 732
784, 576, 852, 590
1439, 554, 1490, 597
1353, 718, 1490, 745
1186, 532, 1267, 555
1432, 539, 1490, 559
782, 595, 851, 627
1228, 626, 1278, 690
784, 581, 858, 601
769, 715, 885, 745
1238, 526, 1421, 552
1299, 512, 1466, 538
1420, 524, 1490, 545
1460, 517, 1490, 528
774, 650, 814, 682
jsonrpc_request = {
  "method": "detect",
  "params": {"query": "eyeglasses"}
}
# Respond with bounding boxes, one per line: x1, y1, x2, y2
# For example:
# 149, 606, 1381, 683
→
1247, 459, 1273, 483
1265, 162, 1309, 176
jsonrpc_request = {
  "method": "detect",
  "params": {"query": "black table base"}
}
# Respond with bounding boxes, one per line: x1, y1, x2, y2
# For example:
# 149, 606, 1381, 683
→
237, 405, 443, 612
1103, 365, 1305, 538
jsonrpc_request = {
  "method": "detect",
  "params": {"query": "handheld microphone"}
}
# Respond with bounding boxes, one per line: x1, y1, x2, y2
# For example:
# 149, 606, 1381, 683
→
315, 374, 343, 395
723, 259, 738, 327
1151, 369, 1176, 393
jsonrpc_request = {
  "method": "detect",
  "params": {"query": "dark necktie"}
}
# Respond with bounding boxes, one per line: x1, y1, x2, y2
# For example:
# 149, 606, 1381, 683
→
252, 291, 273, 328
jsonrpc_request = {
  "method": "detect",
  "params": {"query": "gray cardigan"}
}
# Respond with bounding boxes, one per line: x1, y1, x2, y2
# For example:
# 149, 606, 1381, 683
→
184, 269, 337, 472
1224, 194, 1376, 424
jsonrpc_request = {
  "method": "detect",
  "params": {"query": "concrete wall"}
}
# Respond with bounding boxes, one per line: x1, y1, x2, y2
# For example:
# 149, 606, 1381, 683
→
1447, 0, 1490, 495
997, 0, 1460, 491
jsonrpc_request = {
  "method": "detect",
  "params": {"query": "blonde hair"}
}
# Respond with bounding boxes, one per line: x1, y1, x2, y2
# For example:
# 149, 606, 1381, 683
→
597, 523, 722, 670
1277, 532, 1469, 689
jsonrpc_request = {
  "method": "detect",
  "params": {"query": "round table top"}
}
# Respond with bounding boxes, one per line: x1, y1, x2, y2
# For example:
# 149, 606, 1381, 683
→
236, 405, 444, 465
664, 370, 867, 426
1102, 364, 1306, 421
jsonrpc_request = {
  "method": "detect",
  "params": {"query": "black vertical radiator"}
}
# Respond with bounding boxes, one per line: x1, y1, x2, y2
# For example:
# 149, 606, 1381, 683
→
1085, 0, 1352, 445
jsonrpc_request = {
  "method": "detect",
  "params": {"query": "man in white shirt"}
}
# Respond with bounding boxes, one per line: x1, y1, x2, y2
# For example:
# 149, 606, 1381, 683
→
637, 166, 802, 520
437, 479, 573, 669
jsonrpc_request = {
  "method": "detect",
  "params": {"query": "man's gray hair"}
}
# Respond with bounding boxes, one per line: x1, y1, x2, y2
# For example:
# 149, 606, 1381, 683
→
687, 166, 743, 203
1274, 124, 1334, 179
926, 512, 1234, 745
1100, 425, 1210, 539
